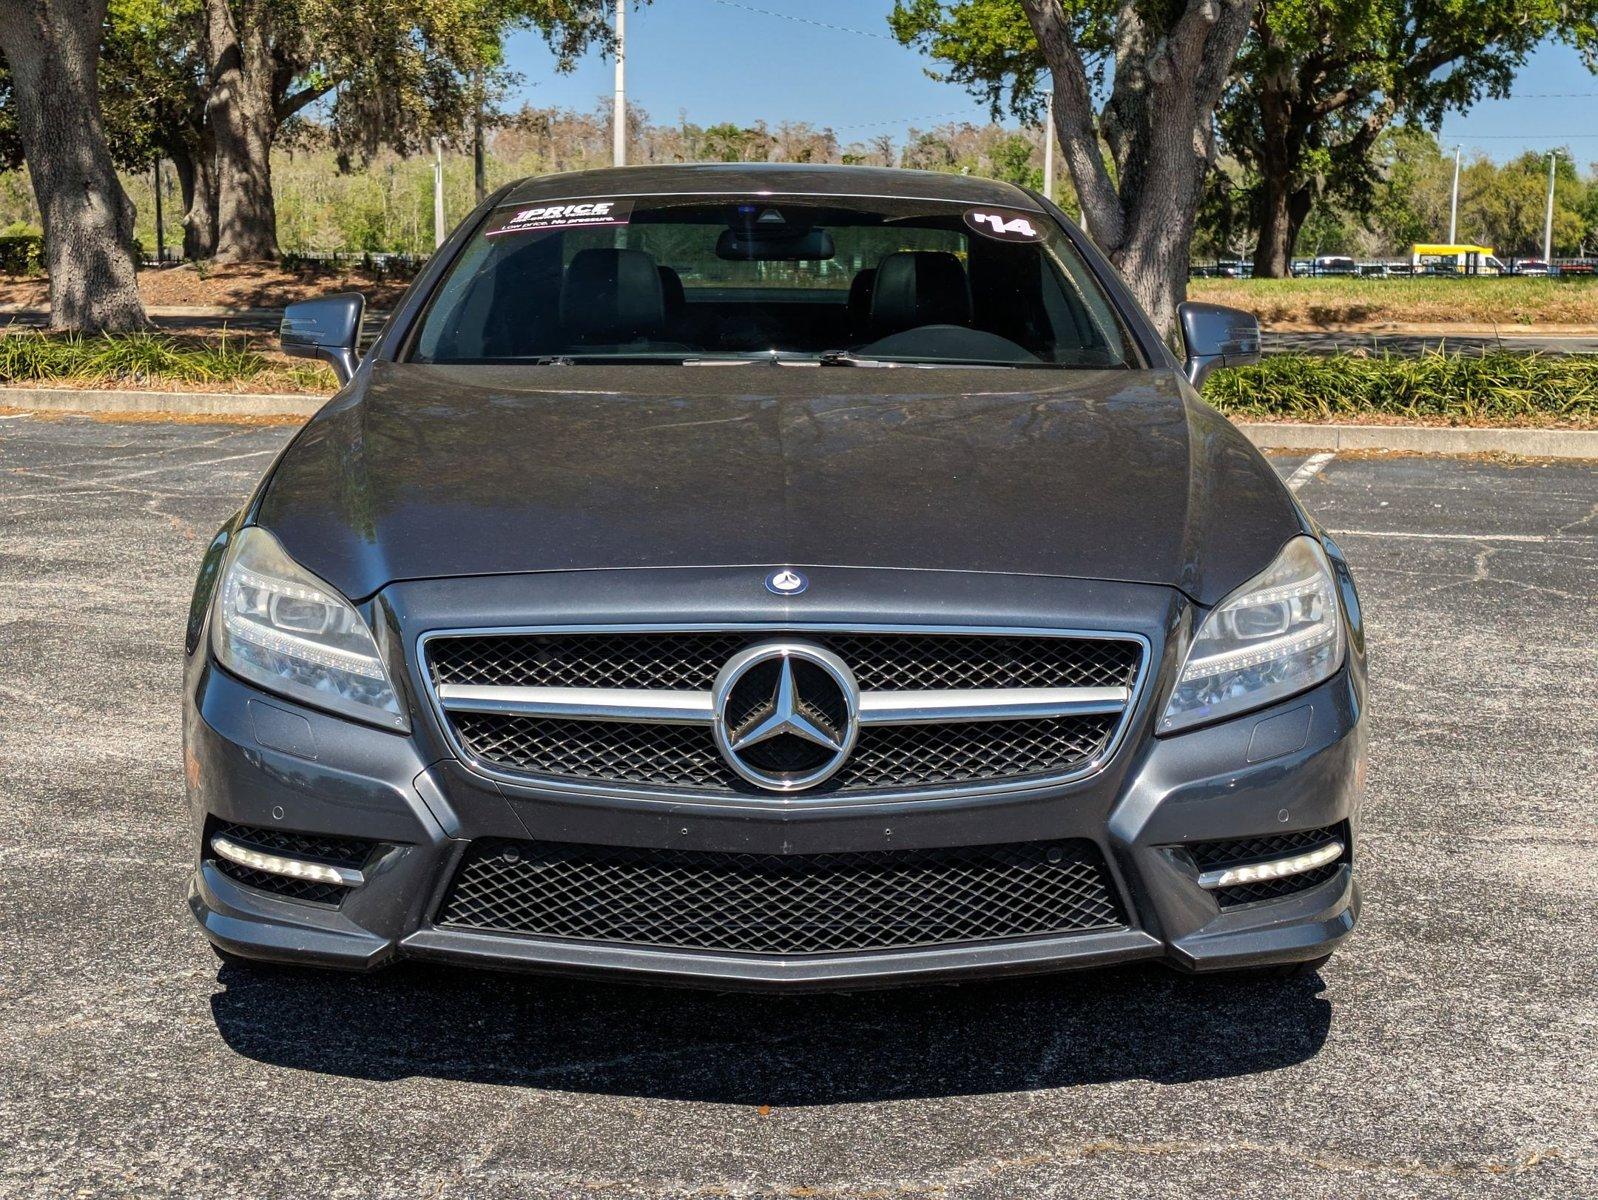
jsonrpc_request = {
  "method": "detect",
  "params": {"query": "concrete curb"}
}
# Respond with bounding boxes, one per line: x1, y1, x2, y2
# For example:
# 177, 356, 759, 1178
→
1236, 421, 1598, 459
0, 386, 325, 417
4, 389, 1595, 458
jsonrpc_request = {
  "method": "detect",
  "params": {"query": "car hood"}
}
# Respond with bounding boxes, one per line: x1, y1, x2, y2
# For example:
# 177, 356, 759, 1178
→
256, 362, 1303, 605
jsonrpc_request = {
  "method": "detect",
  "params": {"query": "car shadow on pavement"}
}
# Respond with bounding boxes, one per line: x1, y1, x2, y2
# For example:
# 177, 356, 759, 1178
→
209, 959, 1331, 1103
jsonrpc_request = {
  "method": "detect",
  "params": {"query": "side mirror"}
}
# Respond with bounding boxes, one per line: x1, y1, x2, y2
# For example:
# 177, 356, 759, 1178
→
280, 293, 365, 385
1178, 301, 1260, 390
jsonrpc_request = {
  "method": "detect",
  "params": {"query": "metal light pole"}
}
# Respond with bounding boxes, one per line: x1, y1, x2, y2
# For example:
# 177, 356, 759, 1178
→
612, 0, 626, 168
1543, 150, 1558, 264
1447, 145, 1461, 244
1042, 86, 1054, 204
472, 67, 487, 205
433, 140, 446, 250
152, 160, 165, 265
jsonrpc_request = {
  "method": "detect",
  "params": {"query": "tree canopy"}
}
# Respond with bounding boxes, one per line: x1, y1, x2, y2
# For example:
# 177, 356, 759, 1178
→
1220, 0, 1598, 273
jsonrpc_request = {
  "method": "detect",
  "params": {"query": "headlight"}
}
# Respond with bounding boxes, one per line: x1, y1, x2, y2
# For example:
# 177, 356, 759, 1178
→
1159, 536, 1344, 733
210, 527, 407, 731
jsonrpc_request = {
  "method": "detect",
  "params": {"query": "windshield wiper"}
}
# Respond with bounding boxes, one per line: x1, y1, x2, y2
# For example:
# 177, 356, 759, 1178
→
530, 352, 803, 366
530, 353, 693, 366
816, 350, 1042, 369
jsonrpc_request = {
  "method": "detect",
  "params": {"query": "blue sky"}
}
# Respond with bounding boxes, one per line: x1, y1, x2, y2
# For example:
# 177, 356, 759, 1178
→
502, 0, 1598, 166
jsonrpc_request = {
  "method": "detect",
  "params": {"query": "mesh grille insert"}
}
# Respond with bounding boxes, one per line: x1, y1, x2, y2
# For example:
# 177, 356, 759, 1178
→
437, 838, 1126, 954
429, 631, 1140, 693
450, 711, 1119, 793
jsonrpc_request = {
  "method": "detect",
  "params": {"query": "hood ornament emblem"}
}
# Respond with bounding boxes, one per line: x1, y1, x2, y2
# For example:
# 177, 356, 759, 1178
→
765, 568, 808, 596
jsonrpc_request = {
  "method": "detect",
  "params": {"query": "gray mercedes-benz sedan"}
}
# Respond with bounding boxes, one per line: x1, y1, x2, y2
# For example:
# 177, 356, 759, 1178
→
184, 163, 1365, 988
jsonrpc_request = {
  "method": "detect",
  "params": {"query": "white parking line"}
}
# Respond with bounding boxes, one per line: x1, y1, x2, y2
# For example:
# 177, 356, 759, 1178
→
1333, 530, 1576, 543
1285, 452, 1336, 492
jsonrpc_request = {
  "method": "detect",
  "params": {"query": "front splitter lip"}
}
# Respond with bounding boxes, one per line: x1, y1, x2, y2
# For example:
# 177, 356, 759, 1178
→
194, 860, 1357, 991
396, 926, 1167, 992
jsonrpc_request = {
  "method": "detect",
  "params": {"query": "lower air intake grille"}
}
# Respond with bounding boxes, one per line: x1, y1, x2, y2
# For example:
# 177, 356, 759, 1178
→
1187, 824, 1349, 909
207, 820, 373, 906
438, 838, 1126, 955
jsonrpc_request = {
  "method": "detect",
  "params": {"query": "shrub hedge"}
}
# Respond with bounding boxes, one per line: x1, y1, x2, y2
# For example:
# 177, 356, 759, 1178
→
0, 330, 331, 391
1204, 351, 1598, 427
0, 233, 43, 274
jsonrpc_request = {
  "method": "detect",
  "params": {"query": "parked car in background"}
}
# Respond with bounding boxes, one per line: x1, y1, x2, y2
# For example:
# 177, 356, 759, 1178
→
185, 163, 1365, 991
1310, 256, 1358, 276
1511, 259, 1551, 276
1410, 243, 1505, 275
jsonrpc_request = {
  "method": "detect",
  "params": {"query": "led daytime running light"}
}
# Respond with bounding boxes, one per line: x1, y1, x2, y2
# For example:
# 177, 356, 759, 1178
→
1179, 620, 1337, 681
1197, 840, 1344, 890
211, 835, 365, 888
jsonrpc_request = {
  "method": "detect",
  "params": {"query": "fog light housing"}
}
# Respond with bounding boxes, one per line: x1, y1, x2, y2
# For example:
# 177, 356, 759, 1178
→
1197, 840, 1344, 890
211, 834, 366, 888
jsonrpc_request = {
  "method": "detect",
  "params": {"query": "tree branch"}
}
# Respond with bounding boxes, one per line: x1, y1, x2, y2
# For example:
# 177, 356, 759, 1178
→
275, 82, 332, 122
1019, 0, 1125, 251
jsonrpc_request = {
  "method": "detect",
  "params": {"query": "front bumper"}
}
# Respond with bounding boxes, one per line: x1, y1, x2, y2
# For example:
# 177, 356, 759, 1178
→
185, 567, 1365, 989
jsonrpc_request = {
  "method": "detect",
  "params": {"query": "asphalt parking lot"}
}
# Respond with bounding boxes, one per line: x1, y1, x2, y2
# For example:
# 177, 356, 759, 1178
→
1, 414, 1595, 1198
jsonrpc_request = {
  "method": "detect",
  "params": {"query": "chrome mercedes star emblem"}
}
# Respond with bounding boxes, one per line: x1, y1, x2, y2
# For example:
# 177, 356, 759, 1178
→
711, 641, 859, 792
765, 568, 808, 595
730, 657, 845, 755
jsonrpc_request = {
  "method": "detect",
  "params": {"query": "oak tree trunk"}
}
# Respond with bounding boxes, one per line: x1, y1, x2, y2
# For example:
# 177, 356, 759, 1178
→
204, 0, 278, 261
1254, 170, 1295, 277
171, 126, 219, 260
1024, 0, 1255, 342
1254, 176, 1315, 277
0, 0, 147, 332
1247, 82, 1314, 278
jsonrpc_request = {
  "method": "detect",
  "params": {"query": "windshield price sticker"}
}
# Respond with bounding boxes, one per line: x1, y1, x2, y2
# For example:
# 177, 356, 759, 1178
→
486, 198, 634, 237
963, 207, 1044, 242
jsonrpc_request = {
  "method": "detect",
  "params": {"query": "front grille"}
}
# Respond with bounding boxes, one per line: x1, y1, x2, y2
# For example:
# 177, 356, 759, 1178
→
450, 710, 1119, 793
1185, 824, 1349, 908
437, 838, 1126, 954
429, 628, 1142, 795
206, 820, 373, 906
429, 631, 1140, 693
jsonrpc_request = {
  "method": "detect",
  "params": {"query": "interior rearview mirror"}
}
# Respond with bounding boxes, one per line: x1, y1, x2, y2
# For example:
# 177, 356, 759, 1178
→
1178, 301, 1261, 390
715, 227, 836, 261
280, 293, 365, 385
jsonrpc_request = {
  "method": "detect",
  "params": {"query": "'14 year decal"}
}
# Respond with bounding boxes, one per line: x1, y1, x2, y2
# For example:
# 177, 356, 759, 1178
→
963, 208, 1045, 242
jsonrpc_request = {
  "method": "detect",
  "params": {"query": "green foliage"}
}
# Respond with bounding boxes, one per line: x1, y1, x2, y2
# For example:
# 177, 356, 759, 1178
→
1217, 0, 1598, 267
0, 232, 42, 273
1204, 351, 1598, 426
0, 330, 331, 390
1198, 128, 1598, 260
100, 0, 205, 169
889, 0, 1048, 121
988, 131, 1042, 190
0, 54, 22, 170
1460, 150, 1589, 255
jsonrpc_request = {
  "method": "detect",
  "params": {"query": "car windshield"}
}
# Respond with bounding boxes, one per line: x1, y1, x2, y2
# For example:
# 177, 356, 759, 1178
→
407, 194, 1137, 368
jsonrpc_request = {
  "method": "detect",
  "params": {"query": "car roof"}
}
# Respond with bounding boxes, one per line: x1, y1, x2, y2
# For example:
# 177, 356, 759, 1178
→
498, 163, 1043, 210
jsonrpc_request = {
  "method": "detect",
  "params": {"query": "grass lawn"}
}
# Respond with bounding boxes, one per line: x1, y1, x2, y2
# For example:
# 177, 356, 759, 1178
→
1189, 276, 1598, 328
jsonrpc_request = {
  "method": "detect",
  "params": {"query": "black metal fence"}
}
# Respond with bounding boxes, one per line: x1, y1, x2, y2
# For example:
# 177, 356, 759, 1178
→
1192, 257, 1598, 279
